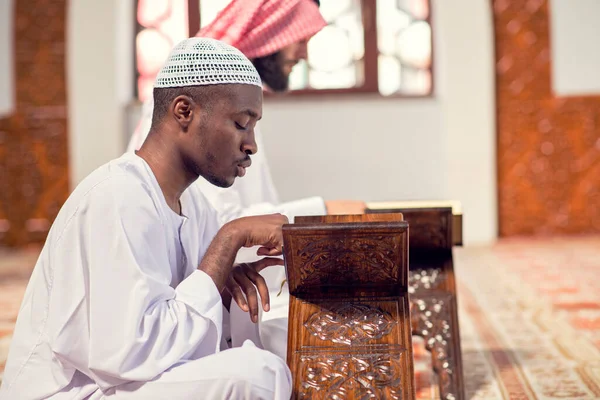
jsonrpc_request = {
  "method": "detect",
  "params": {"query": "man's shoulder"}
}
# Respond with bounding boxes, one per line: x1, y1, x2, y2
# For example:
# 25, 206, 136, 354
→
72, 154, 152, 200
55, 154, 159, 230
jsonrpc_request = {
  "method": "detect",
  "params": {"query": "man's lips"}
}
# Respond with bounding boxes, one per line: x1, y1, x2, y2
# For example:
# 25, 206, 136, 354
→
237, 158, 252, 177
238, 159, 252, 169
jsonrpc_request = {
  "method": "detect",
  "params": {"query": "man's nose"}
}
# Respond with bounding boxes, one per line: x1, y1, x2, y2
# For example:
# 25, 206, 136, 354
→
297, 41, 309, 60
242, 131, 258, 155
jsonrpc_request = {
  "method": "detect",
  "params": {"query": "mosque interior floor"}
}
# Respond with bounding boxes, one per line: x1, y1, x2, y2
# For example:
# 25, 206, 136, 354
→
1, 236, 600, 399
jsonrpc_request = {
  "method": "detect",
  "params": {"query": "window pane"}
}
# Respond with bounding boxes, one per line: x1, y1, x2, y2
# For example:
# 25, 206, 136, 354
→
309, 26, 355, 71
377, 0, 432, 96
136, 0, 189, 102
397, 21, 431, 68
136, 29, 172, 76
289, 61, 309, 91
320, 0, 353, 23
377, 2, 411, 55
310, 65, 360, 89
290, 0, 364, 90
396, 0, 430, 20
378, 55, 401, 96
401, 67, 431, 95
199, 0, 230, 28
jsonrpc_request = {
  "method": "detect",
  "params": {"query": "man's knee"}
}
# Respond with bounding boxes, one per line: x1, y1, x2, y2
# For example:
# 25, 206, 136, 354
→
227, 344, 292, 399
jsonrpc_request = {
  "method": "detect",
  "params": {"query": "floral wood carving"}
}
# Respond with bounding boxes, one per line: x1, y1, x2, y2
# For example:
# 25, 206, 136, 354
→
293, 235, 401, 288
304, 303, 397, 345
298, 351, 404, 399
411, 293, 458, 400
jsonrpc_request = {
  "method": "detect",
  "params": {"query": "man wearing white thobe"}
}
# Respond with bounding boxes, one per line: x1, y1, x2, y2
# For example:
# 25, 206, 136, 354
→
0, 38, 291, 400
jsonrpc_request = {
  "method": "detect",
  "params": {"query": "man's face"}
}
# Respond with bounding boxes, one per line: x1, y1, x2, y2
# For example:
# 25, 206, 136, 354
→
279, 40, 309, 78
180, 84, 263, 188
253, 40, 309, 92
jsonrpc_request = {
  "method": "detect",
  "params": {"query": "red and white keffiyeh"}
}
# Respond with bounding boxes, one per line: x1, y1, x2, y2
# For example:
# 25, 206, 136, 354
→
196, 0, 326, 59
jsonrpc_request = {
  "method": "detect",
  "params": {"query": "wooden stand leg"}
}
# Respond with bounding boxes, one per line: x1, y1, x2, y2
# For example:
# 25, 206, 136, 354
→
411, 291, 463, 400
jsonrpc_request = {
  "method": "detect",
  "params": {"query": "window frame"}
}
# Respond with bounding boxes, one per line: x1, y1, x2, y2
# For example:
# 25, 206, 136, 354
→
134, 0, 434, 100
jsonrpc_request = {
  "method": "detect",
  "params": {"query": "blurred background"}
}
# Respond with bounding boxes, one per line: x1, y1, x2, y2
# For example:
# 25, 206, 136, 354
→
1, 1, 599, 398
2, 0, 599, 250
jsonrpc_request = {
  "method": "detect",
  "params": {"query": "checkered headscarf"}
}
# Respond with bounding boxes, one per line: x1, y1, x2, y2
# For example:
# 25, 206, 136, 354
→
196, 0, 327, 59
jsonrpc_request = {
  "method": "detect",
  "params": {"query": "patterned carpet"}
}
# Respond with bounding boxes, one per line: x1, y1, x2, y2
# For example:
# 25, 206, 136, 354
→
454, 236, 600, 399
1, 237, 600, 398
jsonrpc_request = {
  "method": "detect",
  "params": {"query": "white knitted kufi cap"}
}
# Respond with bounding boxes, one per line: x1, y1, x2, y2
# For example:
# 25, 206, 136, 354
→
154, 37, 262, 89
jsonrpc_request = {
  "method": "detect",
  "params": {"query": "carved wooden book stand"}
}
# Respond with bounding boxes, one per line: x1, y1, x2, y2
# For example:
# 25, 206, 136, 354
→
283, 214, 416, 400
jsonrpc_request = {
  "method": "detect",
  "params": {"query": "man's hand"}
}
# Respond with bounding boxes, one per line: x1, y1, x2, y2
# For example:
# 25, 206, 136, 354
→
198, 213, 289, 295
225, 257, 284, 323
325, 200, 366, 215
225, 213, 289, 256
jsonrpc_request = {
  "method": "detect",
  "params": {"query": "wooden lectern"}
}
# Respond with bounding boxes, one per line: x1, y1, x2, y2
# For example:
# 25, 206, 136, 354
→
367, 201, 465, 400
283, 214, 416, 399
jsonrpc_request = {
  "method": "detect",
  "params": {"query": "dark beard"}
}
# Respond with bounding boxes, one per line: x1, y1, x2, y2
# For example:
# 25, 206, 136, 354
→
252, 51, 289, 93
202, 152, 233, 188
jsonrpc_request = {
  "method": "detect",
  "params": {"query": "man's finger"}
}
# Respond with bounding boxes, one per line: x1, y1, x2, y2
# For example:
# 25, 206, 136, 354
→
226, 278, 248, 312
256, 246, 283, 256
245, 267, 270, 312
252, 257, 284, 272
233, 269, 259, 323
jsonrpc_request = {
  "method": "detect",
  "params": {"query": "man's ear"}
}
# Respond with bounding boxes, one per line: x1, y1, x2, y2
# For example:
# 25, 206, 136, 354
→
171, 95, 195, 130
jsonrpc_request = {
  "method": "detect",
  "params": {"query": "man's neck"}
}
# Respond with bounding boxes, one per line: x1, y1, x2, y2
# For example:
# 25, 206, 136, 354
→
136, 132, 197, 214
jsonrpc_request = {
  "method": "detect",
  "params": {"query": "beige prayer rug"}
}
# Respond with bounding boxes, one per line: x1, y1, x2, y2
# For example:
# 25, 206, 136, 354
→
1, 238, 600, 399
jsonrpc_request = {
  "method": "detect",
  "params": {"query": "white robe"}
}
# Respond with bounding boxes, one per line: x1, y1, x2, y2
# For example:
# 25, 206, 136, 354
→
0, 153, 291, 400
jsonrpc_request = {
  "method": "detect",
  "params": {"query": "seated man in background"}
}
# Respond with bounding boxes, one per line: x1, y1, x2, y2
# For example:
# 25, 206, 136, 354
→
0, 38, 291, 400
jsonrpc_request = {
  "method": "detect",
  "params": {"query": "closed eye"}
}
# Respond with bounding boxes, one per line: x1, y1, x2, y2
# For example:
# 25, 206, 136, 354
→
235, 122, 247, 131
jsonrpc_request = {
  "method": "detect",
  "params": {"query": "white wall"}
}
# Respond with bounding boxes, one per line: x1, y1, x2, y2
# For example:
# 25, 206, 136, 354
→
67, 0, 497, 245
67, 0, 134, 185
260, 98, 446, 202
549, 0, 600, 96
261, 0, 497, 244
434, 0, 497, 244
0, 0, 15, 117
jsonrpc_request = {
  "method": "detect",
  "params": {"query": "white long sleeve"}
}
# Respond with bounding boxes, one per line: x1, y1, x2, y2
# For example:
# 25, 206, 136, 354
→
50, 176, 223, 390
0, 154, 225, 399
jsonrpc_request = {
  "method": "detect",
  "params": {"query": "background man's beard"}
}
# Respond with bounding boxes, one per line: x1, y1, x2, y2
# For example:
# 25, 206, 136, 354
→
252, 52, 289, 92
